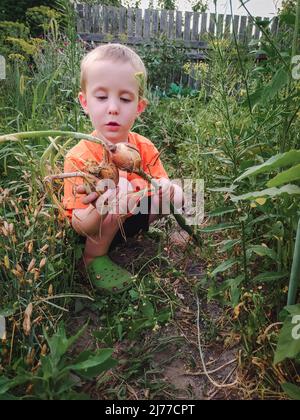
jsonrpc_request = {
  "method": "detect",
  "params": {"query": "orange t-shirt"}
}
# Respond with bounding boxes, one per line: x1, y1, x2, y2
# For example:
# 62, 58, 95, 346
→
63, 131, 168, 220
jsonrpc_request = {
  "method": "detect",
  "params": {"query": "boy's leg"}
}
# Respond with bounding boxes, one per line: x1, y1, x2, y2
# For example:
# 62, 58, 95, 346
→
83, 213, 129, 266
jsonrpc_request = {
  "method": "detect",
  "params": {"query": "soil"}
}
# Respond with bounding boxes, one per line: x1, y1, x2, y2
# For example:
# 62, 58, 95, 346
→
68, 221, 241, 400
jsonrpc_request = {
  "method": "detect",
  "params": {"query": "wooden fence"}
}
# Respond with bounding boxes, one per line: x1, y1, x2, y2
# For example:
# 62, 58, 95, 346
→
75, 4, 279, 48
75, 4, 279, 89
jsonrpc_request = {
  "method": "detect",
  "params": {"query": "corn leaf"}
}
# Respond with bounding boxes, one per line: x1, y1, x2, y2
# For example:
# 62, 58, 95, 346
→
267, 163, 300, 187
232, 184, 300, 201
234, 150, 300, 183
246, 245, 277, 261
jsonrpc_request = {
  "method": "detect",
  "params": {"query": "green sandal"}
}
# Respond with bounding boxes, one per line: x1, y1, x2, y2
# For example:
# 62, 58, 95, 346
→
87, 255, 134, 293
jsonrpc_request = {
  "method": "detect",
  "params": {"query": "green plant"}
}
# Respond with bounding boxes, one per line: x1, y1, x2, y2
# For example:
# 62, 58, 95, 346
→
26, 6, 62, 36
137, 36, 188, 91
0, 0, 56, 23
0, 322, 117, 400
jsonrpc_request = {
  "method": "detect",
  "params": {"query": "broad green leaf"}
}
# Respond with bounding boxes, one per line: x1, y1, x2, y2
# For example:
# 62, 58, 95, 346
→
274, 305, 300, 364
252, 272, 288, 283
267, 164, 300, 187
234, 150, 300, 182
246, 68, 290, 108
211, 259, 237, 277
142, 301, 154, 318
282, 383, 300, 400
0, 377, 14, 394
70, 349, 118, 380
43, 322, 87, 364
246, 245, 277, 261
231, 184, 300, 202
68, 349, 115, 372
261, 68, 290, 104
0, 375, 29, 395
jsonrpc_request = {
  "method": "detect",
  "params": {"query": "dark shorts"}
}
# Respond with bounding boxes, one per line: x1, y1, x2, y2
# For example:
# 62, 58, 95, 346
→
78, 196, 152, 251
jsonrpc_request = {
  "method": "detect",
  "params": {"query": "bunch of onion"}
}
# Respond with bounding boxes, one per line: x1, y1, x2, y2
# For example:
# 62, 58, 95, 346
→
0, 130, 201, 246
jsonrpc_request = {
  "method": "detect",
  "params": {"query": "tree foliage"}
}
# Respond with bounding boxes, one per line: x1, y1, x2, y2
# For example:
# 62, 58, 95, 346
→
0, 0, 55, 23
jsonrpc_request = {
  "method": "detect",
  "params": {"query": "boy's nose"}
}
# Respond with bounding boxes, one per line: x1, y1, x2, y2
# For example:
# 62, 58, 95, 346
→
108, 101, 119, 114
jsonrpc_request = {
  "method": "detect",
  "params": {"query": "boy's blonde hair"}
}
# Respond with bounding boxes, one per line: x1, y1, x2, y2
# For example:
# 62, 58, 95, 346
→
80, 43, 147, 99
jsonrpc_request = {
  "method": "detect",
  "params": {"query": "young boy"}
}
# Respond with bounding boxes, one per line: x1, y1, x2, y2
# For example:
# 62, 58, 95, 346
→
63, 43, 184, 292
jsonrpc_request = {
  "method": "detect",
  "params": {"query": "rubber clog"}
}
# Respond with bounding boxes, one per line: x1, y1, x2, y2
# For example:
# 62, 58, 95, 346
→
87, 255, 134, 293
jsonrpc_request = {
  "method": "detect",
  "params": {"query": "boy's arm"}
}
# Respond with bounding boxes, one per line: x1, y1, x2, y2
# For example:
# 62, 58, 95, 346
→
71, 179, 135, 237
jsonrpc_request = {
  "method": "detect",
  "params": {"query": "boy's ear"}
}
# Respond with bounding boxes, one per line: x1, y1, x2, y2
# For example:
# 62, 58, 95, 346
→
78, 91, 88, 114
137, 98, 148, 116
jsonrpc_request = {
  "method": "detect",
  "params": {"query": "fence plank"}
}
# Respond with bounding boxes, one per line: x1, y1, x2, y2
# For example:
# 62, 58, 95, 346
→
136, 8, 143, 38
232, 15, 240, 38
176, 11, 182, 39
127, 8, 134, 37
184, 11, 192, 41
168, 10, 175, 39
224, 14, 231, 38
217, 14, 224, 38
152, 9, 159, 36
119, 6, 126, 34
192, 12, 199, 41
144, 8, 151, 39
217, 13, 224, 37
93, 5, 100, 33
103, 5, 109, 33
160, 9, 168, 34
254, 16, 261, 39
76, 3, 84, 33
200, 12, 207, 36
209, 13, 216, 36
239, 15, 247, 41
83, 4, 92, 33
246, 16, 253, 40
112, 6, 119, 35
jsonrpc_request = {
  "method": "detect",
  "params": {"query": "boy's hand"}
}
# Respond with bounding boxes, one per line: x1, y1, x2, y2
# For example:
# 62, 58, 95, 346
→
76, 178, 135, 215
76, 184, 99, 205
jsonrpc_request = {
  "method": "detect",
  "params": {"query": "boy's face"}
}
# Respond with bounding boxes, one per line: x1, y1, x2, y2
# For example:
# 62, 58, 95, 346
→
79, 59, 147, 143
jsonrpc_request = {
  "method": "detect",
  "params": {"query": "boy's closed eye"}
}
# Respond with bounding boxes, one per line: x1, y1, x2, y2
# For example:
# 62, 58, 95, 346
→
95, 96, 132, 103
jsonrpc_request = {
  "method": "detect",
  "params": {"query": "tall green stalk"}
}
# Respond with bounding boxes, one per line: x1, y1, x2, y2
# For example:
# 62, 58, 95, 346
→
291, 0, 300, 60
287, 217, 300, 306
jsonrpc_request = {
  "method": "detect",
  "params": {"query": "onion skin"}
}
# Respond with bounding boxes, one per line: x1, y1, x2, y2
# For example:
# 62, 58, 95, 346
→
99, 163, 119, 185
111, 143, 142, 172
